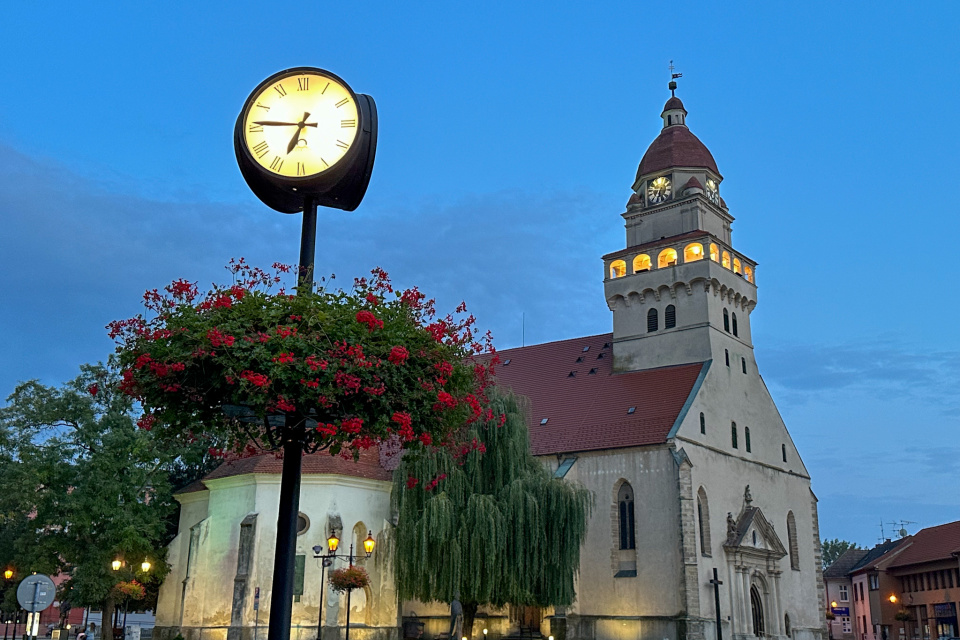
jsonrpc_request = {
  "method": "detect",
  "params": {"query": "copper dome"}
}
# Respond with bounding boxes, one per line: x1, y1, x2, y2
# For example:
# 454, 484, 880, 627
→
636, 126, 719, 179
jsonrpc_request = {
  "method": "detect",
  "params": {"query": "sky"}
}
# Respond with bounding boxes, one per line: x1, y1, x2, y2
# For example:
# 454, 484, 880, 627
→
1, 1, 959, 546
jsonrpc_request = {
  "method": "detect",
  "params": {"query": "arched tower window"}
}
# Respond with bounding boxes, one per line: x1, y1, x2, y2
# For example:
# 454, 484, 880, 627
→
732, 312, 739, 336
697, 486, 712, 556
658, 248, 678, 268
618, 483, 636, 550
647, 308, 659, 333
709, 243, 719, 262
731, 422, 738, 449
700, 412, 706, 434
684, 243, 704, 263
733, 258, 742, 274
723, 309, 730, 332
744, 265, 754, 282
722, 251, 731, 269
665, 304, 676, 329
745, 427, 751, 452
787, 511, 800, 570
609, 260, 626, 279
633, 254, 651, 273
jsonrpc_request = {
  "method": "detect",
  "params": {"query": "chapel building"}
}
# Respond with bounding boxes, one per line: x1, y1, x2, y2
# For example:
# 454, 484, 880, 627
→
155, 88, 826, 640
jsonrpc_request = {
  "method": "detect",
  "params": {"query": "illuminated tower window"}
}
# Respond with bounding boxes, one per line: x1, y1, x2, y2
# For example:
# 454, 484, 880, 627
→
733, 258, 742, 274
633, 254, 651, 273
710, 243, 719, 262
658, 248, 678, 268
721, 251, 731, 269
610, 260, 626, 279
684, 243, 704, 262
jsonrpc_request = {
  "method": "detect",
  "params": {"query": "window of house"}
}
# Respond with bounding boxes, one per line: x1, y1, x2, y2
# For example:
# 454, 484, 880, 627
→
618, 483, 636, 550
869, 574, 879, 590
787, 511, 799, 570
733, 258, 742, 274
665, 304, 676, 329
710, 243, 720, 262
732, 312, 739, 336
725, 349, 730, 366
744, 265, 754, 282
647, 308, 659, 333
731, 422, 738, 449
840, 585, 849, 601
700, 412, 706, 434
722, 251, 731, 269
745, 427, 751, 453
723, 308, 730, 332
697, 486, 711, 557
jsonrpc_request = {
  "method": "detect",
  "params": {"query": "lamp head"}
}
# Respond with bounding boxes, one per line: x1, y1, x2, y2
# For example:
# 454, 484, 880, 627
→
3, 569, 12, 580
327, 533, 340, 553
363, 530, 376, 556
141, 561, 151, 573
831, 601, 838, 608
889, 595, 898, 603
111, 559, 122, 571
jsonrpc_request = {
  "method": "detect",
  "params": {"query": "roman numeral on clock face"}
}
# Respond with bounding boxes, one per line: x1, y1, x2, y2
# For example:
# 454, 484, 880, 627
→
274, 84, 287, 97
341, 119, 356, 128
255, 102, 270, 111
335, 97, 349, 108
248, 123, 263, 133
336, 140, 349, 149
269, 156, 283, 171
297, 77, 309, 91
296, 162, 306, 176
252, 141, 269, 158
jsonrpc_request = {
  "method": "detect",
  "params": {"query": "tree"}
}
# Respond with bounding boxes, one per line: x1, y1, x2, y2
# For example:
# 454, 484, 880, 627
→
0, 364, 203, 640
391, 391, 592, 636
821, 538, 861, 570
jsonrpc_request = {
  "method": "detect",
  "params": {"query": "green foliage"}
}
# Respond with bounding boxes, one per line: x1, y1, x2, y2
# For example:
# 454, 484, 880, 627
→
821, 538, 861, 570
0, 363, 202, 612
391, 391, 592, 611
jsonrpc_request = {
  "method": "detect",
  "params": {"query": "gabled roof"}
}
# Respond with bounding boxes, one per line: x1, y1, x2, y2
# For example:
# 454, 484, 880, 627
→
823, 548, 868, 579
204, 449, 393, 483
724, 506, 787, 558
492, 333, 705, 456
849, 538, 908, 574
886, 520, 960, 569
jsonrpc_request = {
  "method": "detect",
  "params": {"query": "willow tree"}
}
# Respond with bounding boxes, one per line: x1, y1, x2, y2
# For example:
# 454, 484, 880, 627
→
392, 391, 592, 635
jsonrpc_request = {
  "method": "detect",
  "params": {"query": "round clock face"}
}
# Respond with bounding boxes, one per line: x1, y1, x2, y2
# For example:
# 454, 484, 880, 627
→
706, 178, 720, 205
242, 71, 359, 178
647, 176, 672, 204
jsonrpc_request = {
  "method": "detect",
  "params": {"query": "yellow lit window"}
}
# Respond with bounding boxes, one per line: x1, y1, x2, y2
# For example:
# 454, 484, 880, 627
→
744, 266, 754, 283
709, 243, 719, 262
733, 258, 742, 274
721, 251, 731, 269
684, 243, 704, 263
633, 254, 651, 272
610, 260, 626, 279
658, 248, 678, 269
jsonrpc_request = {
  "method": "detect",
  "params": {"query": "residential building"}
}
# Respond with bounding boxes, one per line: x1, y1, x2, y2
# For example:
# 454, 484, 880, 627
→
825, 549, 868, 640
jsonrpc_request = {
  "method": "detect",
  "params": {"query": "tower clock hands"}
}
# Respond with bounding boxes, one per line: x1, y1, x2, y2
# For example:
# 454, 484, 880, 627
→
287, 112, 312, 155
253, 121, 319, 127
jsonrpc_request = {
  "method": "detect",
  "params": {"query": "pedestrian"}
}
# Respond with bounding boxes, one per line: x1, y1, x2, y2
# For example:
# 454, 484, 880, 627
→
77, 626, 87, 640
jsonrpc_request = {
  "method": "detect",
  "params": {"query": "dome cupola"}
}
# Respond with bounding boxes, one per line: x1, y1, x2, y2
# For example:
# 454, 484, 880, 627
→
662, 96, 687, 128
635, 94, 720, 181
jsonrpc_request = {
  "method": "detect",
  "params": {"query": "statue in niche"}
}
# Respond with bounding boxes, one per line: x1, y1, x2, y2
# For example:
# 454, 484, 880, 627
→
726, 512, 738, 541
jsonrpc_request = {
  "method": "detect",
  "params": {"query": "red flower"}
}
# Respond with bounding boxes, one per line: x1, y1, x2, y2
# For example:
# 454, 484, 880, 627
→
274, 396, 296, 412
207, 328, 235, 348
334, 371, 361, 394
316, 423, 338, 436
436, 391, 457, 409
272, 352, 295, 364
305, 355, 328, 371
365, 292, 379, 306
392, 412, 415, 441
136, 415, 156, 431
406, 476, 419, 489
240, 370, 270, 387
341, 417, 363, 434
418, 432, 433, 446
355, 310, 383, 332
87, 383, 99, 397
388, 346, 409, 365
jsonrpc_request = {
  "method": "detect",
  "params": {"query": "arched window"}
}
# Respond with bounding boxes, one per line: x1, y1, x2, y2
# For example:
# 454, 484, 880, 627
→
742, 357, 747, 374
647, 308, 658, 333
784, 613, 792, 637
732, 312, 739, 336
744, 265, 754, 283
725, 349, 730, 367
709, 243, 719, 262
700, 412, 706, 434
684, 243, 704, 263
733, 258, 742, 274
745, 427, 751, 453
787, 511, 799, 570
723, 309, 730, 332
665, 304, 676, 329
697, 486, 712, 556
658, 248, 678, 268
633, 254, 651, 273
609, 260, 626, 279
618, 483, 636, 550
731, 422, 738, 449
782, 444, 787, 462
722, 251, 731, 269
667, 115, 672, 125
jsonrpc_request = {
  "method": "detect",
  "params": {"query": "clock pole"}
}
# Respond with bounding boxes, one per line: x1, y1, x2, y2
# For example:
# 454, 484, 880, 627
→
267, 195, 319, 640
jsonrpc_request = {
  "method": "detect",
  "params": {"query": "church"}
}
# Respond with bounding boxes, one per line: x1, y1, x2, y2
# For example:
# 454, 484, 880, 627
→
154, 86, 826, 640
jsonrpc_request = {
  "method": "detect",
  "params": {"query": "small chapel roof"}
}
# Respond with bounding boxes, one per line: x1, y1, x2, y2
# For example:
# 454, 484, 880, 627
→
204, 448, 393, 483
662, 96, 686, 113
492, 333, 705, 455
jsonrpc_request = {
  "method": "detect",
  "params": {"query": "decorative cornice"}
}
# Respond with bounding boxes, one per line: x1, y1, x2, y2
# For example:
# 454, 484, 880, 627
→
605, 276, 757, 312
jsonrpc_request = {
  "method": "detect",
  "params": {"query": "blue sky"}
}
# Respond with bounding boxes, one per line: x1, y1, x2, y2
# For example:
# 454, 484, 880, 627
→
1, 1, 959, 545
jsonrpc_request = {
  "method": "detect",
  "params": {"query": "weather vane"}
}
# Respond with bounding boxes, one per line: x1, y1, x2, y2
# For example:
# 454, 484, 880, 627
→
669, 60, 682, 96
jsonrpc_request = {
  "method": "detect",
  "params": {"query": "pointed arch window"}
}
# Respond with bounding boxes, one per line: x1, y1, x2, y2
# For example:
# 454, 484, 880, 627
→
787, 511, 800, 570
665, 304, 676, 329
732, 312, 738, 336
633, 254, 651, 273
731, 422, 738, 449
618, 483, 636, 550
658, 248, 678, 268
723, 309, 730, 332
647, 308, 659, 333
697, 486, 712, 557
745, 427, 751, 452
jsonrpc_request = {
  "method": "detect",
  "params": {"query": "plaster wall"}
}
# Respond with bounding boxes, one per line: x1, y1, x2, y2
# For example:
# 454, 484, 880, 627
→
625, 179, 731, 247
824, 578, 855, 640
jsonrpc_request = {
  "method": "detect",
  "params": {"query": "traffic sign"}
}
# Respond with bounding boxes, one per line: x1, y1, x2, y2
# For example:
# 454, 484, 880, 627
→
17, 575, 56, 612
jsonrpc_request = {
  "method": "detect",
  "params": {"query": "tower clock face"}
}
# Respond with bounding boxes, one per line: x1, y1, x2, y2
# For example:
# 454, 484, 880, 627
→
706, 178, 720, 205
241, 71, 359, 178
647, 176, 672, 204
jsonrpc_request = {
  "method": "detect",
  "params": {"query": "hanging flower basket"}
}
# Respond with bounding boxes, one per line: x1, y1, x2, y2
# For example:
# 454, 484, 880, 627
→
112, 580, 146, 600
329, 566, 370, 593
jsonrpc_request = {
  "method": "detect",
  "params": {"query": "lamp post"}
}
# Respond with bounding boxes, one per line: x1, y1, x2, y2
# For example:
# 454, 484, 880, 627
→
311, 544, 334, 640
321, 532, 375, 640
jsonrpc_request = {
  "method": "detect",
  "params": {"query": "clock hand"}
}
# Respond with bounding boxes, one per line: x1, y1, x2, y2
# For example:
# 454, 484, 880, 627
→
253, 121, 319, 127
287, 112, 312, 155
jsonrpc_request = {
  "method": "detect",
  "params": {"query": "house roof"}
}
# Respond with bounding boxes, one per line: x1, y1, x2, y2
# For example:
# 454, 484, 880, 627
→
823, 548, 868, 579
204, 448, 393, 483
886, 520, 960, 569
492, 333, 705, 456
849, 539, 908, 574
173, 479, 208, 495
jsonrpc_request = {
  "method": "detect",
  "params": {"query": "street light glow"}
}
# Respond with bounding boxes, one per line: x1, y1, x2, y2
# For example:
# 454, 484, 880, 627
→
889, 595, 898, 603
327, 533, 340, 553
112, 559, 122, 571
141, 561, 151, 573
3, 569, 12, 580
363, 531, 376, 557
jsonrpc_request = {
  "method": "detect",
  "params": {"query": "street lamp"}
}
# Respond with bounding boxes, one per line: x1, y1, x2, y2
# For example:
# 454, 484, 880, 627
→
327, 533, 340, 554
140, 561, 151, 573
3, 569, 12, 580
362, 532, 375, 557
889, 595, 898, 603
322, 534, 376, 640
311, 544, 335, 640
111, 559, 122, 571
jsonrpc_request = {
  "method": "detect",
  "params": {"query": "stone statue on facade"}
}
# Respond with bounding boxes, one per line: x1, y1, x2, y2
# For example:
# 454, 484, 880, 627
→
726, 512, 737, 541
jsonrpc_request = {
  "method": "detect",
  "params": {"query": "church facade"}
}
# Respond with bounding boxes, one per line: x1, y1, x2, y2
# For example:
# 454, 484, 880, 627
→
154, 90, 825, 640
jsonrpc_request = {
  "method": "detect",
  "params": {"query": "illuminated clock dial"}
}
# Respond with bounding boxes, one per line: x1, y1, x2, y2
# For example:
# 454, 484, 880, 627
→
647, 176, 672, 204
242, 71, 359, 178
706, 178, 720, 205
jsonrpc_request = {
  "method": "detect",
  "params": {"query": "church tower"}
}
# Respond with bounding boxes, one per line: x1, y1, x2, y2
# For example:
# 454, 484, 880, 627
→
604, 89, 757, 374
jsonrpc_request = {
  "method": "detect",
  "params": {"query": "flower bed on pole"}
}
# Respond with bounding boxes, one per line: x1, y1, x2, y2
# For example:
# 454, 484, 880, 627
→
109, 261, 499, 464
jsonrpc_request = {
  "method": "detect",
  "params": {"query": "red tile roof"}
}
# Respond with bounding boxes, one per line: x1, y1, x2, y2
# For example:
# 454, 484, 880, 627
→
637, 126, 719, 179
683, 176, 704, 191
493, 333, 705, 455
602, 230, 711, 261
663, 97, 686, 113
887, 520, 960, 569
204, 449, 393, 483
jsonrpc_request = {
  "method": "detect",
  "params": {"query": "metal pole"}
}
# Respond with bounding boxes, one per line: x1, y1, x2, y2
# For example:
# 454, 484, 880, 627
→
315, 558, 330, 640
298, 197, 318, 292
711, 568, 723, 640
344, 546, 354, 640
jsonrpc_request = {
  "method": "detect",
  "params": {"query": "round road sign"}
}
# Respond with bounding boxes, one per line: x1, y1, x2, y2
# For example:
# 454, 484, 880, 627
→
17, 574, 56, 612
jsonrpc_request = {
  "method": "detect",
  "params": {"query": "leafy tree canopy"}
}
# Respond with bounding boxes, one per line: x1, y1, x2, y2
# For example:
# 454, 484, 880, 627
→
822, 538, 861, 570
391, 391, 592, 634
